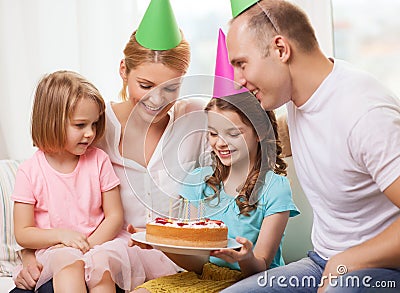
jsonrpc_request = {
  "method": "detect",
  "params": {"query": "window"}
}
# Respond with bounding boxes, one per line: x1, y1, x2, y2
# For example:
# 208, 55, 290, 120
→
332, 0, 400, 97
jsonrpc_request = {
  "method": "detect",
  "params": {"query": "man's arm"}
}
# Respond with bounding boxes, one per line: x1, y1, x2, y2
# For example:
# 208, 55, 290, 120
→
319, 176, 400, 292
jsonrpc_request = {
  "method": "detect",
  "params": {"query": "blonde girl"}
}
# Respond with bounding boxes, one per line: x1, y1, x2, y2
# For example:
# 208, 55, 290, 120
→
12, 71, 144, 292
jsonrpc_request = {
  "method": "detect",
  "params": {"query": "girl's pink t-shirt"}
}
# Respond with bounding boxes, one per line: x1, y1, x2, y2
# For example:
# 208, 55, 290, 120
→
12, 147, 120, 237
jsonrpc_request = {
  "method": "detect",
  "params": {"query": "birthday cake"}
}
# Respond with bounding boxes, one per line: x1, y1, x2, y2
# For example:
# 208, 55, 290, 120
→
146, 217, 228, 248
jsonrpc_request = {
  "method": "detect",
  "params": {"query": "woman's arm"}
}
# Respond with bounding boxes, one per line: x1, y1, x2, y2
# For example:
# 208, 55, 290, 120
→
212, 211, 289, 277
87, 186, 124, 247
163, 253, 209, 274
14, 202, 90, 252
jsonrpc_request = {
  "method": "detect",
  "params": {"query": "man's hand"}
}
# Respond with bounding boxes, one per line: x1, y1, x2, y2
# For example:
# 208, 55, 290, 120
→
317, 252, 354, 293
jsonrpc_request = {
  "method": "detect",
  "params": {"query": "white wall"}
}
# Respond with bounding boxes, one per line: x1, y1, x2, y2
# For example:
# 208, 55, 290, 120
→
295, 0, 333, 56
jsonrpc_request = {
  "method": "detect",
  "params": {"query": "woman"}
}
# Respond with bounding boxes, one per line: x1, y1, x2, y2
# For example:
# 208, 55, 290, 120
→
96, 26, 208, 284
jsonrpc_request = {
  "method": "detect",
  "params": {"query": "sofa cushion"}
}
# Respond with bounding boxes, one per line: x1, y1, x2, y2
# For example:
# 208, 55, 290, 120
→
0, 160, 21, 277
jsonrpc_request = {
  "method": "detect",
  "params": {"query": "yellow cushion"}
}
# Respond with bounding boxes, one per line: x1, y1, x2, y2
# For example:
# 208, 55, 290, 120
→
136, 263, 242, 293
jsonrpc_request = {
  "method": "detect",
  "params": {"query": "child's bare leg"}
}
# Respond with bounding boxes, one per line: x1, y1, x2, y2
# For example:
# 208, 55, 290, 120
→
89, 271, 116, 293
53, 260, 86, 293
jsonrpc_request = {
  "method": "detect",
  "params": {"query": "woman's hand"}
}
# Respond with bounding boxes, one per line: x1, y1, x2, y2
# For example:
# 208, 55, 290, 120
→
14, 249, 42, 290
210, 236, 253, 263
126, 224, 153, 249
57, 229, 90, 253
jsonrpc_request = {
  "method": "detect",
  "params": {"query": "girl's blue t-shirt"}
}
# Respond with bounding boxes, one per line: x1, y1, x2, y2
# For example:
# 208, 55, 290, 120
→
180, 166, 299, 271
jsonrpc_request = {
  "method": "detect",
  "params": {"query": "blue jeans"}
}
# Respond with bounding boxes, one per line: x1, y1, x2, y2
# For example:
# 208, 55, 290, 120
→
9, 280, 53, 293
324, 268, 400, 293
222, 251, 325, 293
222, 251, 400, 292
9, 279, 125, 293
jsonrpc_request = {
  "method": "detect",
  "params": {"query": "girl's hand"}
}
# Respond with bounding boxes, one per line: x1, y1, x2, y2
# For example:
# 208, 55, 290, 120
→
210, 236, 253, 263
127, 224, 153, 249
57, 229, 90, 253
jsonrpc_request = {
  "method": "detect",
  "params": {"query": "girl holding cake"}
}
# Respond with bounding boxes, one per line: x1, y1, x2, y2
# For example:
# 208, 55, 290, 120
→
133, 30, 299, 293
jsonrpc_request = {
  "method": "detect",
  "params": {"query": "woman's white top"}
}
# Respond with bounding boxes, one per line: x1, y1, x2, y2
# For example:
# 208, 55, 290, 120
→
97, 99, 210, 229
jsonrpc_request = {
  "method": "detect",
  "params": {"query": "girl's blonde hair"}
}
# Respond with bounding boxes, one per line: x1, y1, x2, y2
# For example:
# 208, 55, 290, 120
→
31, 70, 106, 153
204, 93, 287, 216
119, 30, 191, 101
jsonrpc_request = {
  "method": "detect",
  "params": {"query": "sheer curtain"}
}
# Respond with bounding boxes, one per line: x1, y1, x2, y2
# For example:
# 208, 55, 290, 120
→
0, 0, 139, 159
0, 0, 333, 160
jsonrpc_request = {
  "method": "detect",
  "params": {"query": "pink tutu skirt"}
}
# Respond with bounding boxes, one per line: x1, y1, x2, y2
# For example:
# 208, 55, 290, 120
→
29, 231, 179, 291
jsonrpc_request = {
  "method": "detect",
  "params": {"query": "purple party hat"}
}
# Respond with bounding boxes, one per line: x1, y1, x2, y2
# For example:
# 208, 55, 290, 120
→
213, 28, 247, 98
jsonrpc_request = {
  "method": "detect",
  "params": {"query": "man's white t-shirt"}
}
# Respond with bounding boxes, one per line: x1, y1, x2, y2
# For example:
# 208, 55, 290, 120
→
287, 59, 400, 259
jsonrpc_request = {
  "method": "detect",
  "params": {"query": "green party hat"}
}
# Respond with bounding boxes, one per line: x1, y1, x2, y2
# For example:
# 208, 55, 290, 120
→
136, 0, 182, 50
230, 0, 259, 17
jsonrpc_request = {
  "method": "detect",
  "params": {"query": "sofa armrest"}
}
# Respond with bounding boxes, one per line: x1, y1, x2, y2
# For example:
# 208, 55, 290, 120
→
0, 160, 22, 277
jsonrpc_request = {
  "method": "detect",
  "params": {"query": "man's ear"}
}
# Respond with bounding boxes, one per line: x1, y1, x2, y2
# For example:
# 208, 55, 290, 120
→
119, 59, 127, 80
273, 35, 291, 63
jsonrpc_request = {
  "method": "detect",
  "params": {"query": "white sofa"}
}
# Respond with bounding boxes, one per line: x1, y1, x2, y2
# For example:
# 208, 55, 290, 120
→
0, 157, 313, 292
0, 278, 15, 293
0, 160, 21, 293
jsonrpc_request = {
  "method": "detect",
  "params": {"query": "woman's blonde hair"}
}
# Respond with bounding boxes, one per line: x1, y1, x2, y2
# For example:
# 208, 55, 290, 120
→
31, 70, 106, 153
204, 93, 287, 216
119, 30, 191, 101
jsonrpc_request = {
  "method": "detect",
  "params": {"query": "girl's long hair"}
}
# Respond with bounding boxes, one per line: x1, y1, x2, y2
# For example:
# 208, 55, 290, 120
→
204, 92, 286, 216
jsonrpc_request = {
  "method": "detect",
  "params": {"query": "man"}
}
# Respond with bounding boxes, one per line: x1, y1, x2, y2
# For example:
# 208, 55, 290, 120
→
223, 0, 400, 292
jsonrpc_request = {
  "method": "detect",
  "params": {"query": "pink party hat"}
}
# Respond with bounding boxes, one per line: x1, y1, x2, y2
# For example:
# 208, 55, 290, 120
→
213, 28, 247, 98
